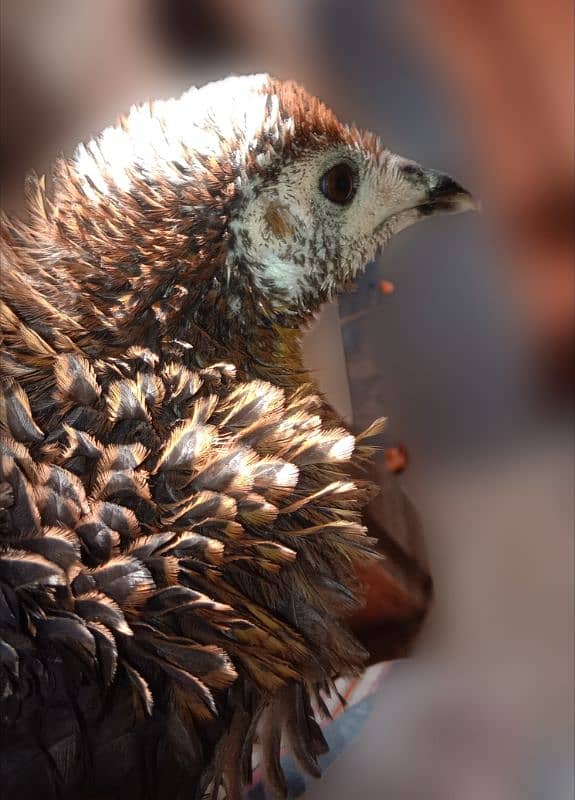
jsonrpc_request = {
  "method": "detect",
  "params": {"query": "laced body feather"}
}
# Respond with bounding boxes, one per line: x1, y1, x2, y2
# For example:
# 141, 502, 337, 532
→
0, 258, 376, 800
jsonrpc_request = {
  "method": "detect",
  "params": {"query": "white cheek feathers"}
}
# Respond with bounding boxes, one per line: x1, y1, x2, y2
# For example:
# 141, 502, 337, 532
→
228, 173, 318, 302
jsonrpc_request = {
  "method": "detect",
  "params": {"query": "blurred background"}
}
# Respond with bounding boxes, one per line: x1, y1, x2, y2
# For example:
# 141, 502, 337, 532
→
1, 1, 573, 797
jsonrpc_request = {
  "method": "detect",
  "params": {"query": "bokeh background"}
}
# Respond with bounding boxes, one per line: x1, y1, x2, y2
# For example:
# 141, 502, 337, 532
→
1, 1, 573, 798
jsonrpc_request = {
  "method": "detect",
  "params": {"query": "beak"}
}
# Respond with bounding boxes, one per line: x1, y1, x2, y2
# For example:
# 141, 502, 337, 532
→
379, 159, 478, 237
416, 168, 479, 216
397, 156, 479, 219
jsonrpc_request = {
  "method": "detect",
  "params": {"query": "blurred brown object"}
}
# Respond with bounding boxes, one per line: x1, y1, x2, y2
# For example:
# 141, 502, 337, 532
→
412, 0, 574, 399
378, 279, 396, 295
385, 444, 409, 474
347, 455, 431, 666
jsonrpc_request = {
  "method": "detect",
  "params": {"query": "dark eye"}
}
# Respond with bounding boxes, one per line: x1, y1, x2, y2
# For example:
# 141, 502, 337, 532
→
320, 162, 356, 205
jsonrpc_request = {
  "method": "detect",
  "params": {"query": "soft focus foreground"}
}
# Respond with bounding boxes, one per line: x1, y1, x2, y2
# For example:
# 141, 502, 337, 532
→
1, 1, 572, 798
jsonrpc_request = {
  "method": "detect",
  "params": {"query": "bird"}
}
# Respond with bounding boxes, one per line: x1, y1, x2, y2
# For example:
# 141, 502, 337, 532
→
0, 74, 475, 800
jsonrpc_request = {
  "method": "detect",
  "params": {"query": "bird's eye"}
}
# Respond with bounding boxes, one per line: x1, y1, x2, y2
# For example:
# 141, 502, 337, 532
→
320, 163, 356, 205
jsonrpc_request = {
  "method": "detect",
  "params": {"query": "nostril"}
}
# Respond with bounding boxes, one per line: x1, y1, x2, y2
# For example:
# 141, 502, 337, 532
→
401, 163, 424, 183
428, 174, 467, 199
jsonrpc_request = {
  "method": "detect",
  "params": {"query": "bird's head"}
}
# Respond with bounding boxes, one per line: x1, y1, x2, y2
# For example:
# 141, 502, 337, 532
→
68, 74, 476, 334
225, 76, 476, 324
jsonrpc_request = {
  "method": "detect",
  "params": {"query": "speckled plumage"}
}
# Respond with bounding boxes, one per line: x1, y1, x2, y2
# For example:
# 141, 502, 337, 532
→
0, 74, 474, 799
